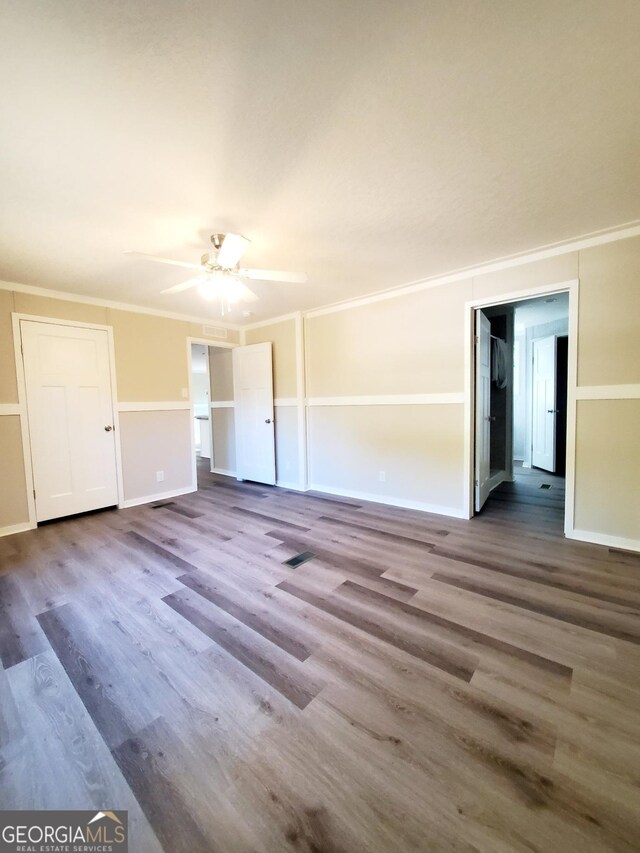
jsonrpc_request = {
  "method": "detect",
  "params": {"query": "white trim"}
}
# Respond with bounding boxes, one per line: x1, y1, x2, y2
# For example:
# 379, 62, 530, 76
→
307, 392, 465, 407
308, 483, 467, 519
564, 283, 579, 538
119, 485, 196, 509
274, 397, 297, 407
1, 279, 241, 331
489, 470, 507, 492
186, 339, 198, 493
295, 312, 308, 491
242, 311, 300, 331
0, 521, 36, 539
211, 467, 237, 478
210, 400, 234, 409
276, 479, 308, 491
188, 335, 237, 350
463, 280, 579, 535
0, 403, 21, 416
118, 401, 191, 412
304, 221, 640, 319
13, 313, 117, 331
13, 314, 38, 527
567, 529, 640, 554
107, 326, 126, 512
575, 384, 640, 400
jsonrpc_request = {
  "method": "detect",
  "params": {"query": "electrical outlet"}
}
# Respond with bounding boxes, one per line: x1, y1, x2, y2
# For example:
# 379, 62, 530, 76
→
379, 471, 386, 482
181, 387, 189, 398
156, 470, 165, 483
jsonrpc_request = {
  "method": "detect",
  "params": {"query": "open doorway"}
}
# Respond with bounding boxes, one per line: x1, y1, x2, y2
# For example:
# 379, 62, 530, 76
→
189, 341, 237, 488
191, 344, 211, 462
473, 291, 570, 519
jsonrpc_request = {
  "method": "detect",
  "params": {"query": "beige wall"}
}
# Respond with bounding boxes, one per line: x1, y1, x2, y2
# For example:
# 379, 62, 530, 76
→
470, 253, 579, 301
577, 240, 640, 387
110, 310, 190, 402
0, 416, 29, 527
308, 280, 472, 397
119, 409, 193, 502
0, 291, 18, 403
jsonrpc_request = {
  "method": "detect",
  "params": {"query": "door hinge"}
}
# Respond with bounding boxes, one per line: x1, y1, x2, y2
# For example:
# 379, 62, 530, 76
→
474, 335, 479, 345
475, 479, 478, 487
33, 488, 36, 499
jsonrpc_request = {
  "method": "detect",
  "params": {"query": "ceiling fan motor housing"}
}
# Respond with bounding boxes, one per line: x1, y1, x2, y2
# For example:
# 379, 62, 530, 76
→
201, 251, 221, 271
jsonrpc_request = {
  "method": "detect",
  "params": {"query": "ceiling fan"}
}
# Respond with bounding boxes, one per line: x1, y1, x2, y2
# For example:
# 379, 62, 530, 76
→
126, 233, 307, 314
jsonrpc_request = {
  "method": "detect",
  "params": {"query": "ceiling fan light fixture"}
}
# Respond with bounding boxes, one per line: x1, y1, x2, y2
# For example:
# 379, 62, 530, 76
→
197, 275, 220, 301
216, 233, 250, 269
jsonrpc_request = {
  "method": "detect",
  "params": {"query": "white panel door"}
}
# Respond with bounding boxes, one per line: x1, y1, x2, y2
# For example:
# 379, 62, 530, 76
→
232, 342, 276, 485
474, 311, 492, 512
21, 321, 119, 521
532, 335, 557, 472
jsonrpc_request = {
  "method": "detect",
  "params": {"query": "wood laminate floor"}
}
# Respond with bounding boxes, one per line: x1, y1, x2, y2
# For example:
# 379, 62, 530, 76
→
1, 460, 639, 851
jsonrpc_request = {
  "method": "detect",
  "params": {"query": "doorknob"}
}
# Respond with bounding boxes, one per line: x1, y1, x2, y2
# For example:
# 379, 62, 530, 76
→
547, 409, 559, 414
264, 418, 272, 424
104, 425, 113, 432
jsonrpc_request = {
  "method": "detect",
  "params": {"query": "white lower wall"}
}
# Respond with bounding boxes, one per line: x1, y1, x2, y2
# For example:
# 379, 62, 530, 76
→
308, 403, 466, 516
119, 409, 194, 503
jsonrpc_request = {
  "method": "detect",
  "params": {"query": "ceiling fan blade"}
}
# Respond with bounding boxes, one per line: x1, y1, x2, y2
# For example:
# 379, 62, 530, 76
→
125, 251, 202, 271
235, 282, 259, 303
160, 276, 205, 295
216, 233, 251, 269
238, 268, 307, 283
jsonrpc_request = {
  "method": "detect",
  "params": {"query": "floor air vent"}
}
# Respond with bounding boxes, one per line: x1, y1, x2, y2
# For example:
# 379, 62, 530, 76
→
283, 551, 315, 568
539, 484, 552, 490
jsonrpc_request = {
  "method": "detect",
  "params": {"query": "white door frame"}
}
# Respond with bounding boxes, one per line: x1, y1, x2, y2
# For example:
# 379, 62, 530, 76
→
12, 313, 124, 529
463, 278, 579, 537
186, 337, 237, 490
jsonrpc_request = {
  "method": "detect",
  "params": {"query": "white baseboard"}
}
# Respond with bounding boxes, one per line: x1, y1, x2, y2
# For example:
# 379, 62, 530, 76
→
308, 483, 468, 519
567, 528, 640, 554
276, 480, 309, 491
211, 467, 237, 478
119, 485, 196, 509
0, 520, 36, 538
489, 470, 507, 491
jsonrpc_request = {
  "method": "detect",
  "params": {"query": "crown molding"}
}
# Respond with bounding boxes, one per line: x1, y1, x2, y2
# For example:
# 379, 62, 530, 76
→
0, 279, 242, 331
242, 311, 300, 331
304, 220, 640, 319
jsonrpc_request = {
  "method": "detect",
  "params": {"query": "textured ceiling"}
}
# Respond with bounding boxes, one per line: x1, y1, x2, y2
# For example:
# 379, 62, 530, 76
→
1, 0, 639, 323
